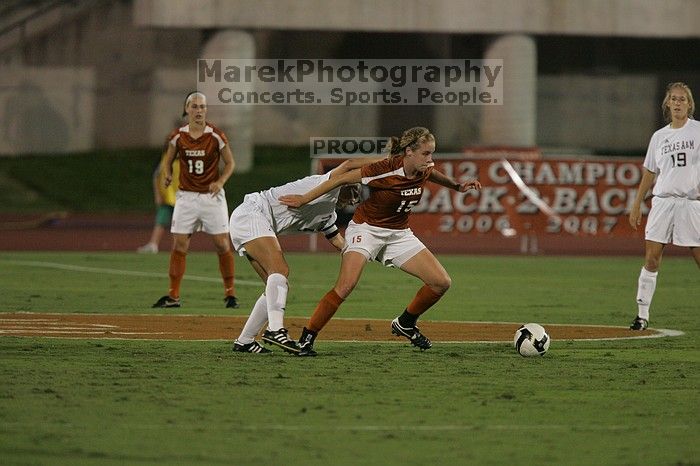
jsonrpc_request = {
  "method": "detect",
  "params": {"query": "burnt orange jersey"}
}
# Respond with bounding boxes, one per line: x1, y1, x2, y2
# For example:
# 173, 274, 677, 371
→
167, 122, 229, 193
353, 155, 433, 229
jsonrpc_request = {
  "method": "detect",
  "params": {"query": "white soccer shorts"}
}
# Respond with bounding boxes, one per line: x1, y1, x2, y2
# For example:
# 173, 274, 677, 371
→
645, 196, 700, 247
343, 221, 426, 268
171, 189, 230, 235
228, 194, 276, 255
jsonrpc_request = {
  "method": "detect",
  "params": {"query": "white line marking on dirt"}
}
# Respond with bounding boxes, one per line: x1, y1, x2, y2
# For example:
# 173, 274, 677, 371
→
0, 318, 59, 322
0, 329, 169, 335
0, 312, 685, 342
1, 326, 111, 331
0, 330, 110, 334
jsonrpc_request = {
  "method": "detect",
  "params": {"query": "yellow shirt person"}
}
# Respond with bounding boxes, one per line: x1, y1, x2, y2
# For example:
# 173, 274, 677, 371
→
137, 151, 180, 253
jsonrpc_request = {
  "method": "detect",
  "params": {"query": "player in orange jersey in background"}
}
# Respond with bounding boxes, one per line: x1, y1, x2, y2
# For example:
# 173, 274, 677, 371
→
152, 92, 239, 309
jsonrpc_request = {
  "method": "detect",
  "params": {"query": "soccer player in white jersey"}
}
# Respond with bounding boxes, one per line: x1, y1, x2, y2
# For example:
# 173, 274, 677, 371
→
628, 82, 700, 330
229, 157, 378, 353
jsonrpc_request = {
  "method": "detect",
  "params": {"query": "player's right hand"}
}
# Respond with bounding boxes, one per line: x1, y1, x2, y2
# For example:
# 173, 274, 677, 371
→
279, 194, 304, 208
459, 178, 482, 192
628, 205, 641, 230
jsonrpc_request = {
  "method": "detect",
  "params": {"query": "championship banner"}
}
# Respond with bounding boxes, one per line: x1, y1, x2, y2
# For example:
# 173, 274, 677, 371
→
316, 156, 649, 239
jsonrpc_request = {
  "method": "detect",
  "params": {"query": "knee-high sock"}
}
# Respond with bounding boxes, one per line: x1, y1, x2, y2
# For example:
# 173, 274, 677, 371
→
237, 293, 268, 344
218, 250, 236, 297
406, 284, 443, 316
168, 250, 187, 299
308, 289, 344, 333
636, 267, 657, 320
265, 273, 288, 331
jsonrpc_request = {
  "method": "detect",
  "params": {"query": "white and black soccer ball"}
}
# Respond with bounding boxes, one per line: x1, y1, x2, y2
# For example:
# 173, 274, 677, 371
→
514, 323, 550, 357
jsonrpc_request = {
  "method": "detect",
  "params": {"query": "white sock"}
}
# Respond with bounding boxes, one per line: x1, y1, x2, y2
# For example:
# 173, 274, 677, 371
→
265, 273, 289, 331
636, 267, 657, 321
237, 294, 268, 344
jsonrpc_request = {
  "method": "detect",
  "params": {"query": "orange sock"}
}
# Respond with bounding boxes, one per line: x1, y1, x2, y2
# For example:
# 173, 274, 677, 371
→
168, 250, 187, 299
218, 250, 236, 297
406, 284, 443, 316
308, 289, 344, 333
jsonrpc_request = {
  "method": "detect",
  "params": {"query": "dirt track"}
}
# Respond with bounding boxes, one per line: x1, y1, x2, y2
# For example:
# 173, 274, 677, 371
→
0, 212, 667, 255
0, 313, 662, 342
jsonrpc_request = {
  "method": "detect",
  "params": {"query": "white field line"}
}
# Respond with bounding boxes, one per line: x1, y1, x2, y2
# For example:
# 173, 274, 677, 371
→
0, 330, 112, 334
0, 326, 115, 330
330, 325, 684, 343
0, 336, 217, 341
0, 318, 60, 322
2, 313, 679, 328
0, 323, 119, 329
2, 422, 682, 432
0, 329, 168, 335
231, 423, 689, 432
0, 312, 685, 342
0, 259, 261, 286
0, 333, 682, 343
320, 328, 684, 343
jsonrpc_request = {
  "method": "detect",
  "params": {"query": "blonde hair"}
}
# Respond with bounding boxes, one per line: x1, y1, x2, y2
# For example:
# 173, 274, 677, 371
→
662, 82, 694, 123
387, 127, 435, 157
182, 91, 207, 117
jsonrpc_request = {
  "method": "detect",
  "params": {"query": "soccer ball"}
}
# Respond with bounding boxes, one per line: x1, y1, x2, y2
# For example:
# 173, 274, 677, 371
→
514, 323, 550, 357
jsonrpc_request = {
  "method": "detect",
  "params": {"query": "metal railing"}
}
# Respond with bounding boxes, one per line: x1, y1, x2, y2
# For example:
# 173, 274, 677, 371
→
0, 0, 99, 57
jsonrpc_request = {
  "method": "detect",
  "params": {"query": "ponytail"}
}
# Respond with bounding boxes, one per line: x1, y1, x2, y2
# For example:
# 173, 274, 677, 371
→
387, 127, 434, 158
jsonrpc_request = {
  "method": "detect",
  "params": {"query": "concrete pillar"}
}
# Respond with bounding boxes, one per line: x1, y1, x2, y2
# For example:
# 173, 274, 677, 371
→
200, 30, 255, 172
480, 34, 536, 147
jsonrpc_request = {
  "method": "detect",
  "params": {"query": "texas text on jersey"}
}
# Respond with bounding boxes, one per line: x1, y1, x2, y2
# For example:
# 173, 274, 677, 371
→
168, 122, 229, 193
353, 155, 433, 229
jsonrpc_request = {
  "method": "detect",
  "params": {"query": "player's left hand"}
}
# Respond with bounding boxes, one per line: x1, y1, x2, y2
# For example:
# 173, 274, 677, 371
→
628, 205, 642, 230
209, 181, 224, 195
458, 179, 482, 192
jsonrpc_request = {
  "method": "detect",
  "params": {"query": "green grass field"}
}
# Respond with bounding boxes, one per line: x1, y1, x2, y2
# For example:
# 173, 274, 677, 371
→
0, 251, 698, 465
0, 147, 310, 213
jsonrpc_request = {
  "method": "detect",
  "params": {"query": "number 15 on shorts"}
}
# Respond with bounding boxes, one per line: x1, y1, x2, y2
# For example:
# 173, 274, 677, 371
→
351, 234, 362, 243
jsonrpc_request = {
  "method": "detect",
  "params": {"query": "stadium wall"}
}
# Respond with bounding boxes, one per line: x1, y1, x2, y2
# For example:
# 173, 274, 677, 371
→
0, 0, 697, 158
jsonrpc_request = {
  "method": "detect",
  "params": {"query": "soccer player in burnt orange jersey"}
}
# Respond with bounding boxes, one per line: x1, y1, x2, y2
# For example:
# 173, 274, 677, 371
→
152, 92, 239, 309
280, 127, 481, 355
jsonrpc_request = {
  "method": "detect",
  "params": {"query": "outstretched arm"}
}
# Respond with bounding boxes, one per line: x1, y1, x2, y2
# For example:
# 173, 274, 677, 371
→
329, 156, 385, 179
279, 168, 363, 207
429, 169, 482, 192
